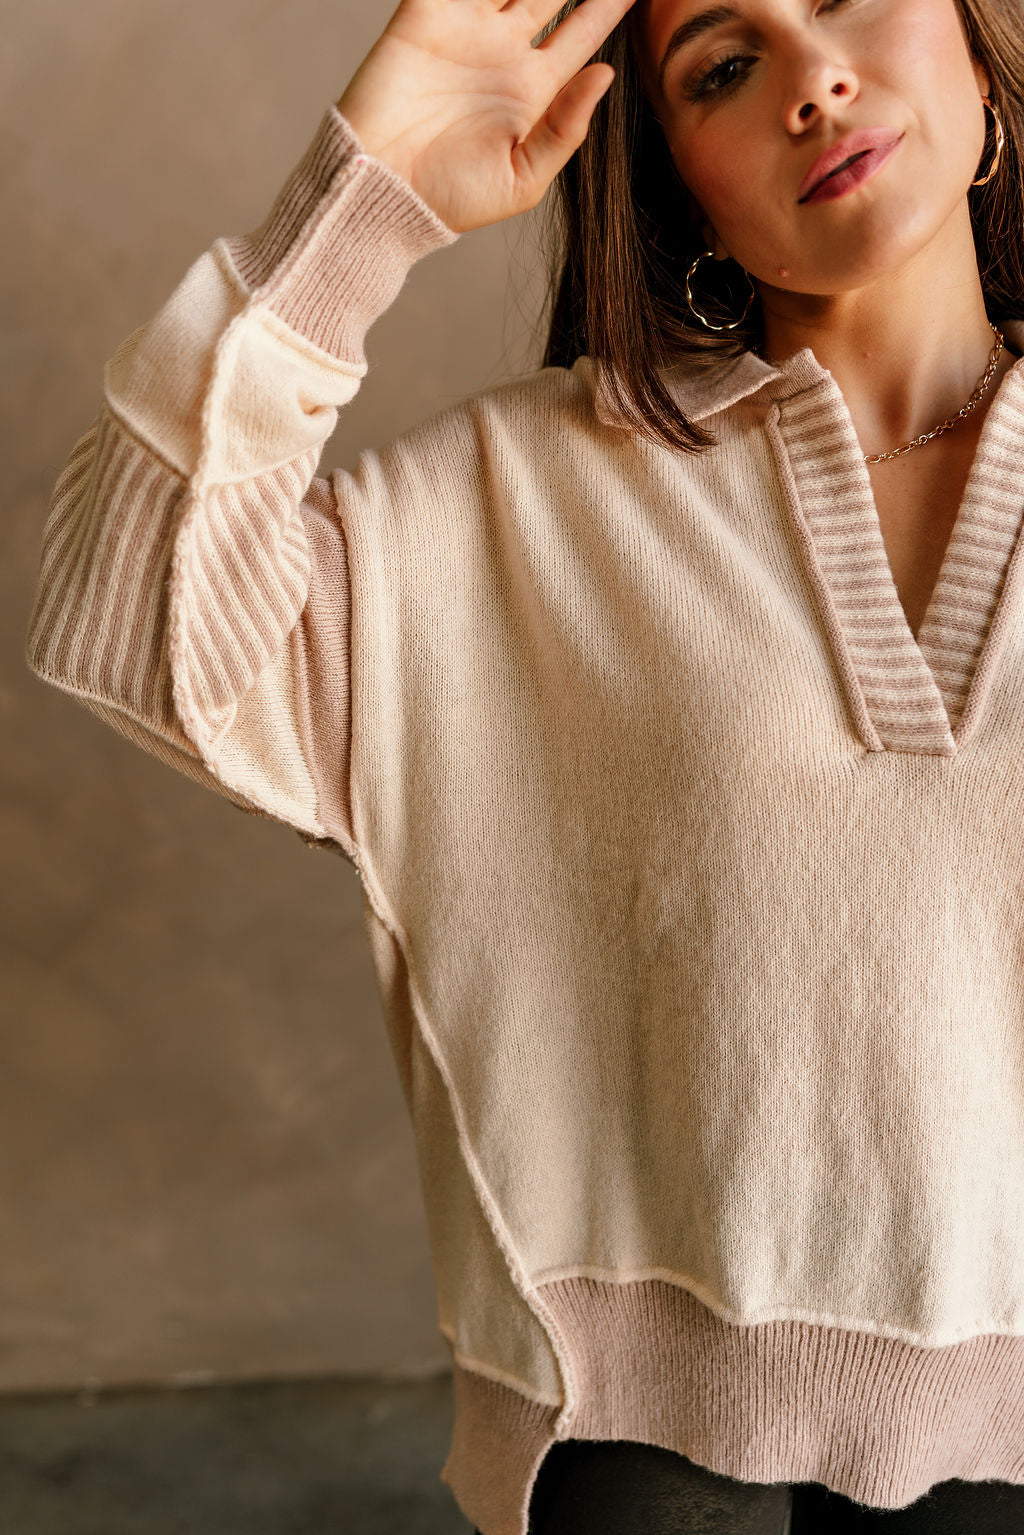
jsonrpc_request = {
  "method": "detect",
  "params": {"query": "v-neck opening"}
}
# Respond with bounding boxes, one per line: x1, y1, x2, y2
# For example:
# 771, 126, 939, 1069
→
766, 339, 1024, 756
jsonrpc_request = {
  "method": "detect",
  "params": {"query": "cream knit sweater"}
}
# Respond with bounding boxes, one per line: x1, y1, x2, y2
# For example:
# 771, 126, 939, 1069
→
25, 103, 1024, 1535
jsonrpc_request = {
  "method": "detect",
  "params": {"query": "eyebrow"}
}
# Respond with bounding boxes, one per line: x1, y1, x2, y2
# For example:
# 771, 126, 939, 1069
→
657, 5, 742, 96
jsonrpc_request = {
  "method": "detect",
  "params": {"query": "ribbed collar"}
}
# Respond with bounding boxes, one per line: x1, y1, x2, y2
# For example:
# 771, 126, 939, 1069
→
594, 319, 1024, 430
594, 318, 1024, 757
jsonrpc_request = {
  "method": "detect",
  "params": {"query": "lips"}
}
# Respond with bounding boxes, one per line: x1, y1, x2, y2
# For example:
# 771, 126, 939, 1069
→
825, 150, 868, 181
798, 128, 904, 203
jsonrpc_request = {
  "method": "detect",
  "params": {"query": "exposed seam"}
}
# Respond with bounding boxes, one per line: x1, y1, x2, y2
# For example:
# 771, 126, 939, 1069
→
437, 1325, 563, 1409
530, 1268, 1024, 1350
352, 861, 578, 1431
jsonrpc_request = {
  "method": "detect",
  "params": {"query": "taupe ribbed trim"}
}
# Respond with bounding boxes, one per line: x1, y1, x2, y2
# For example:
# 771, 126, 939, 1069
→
221, 106, 459, 360
441, 1363, 560, 1535
443, 1277, 1024, 1533
768, 366, 1024, 755
598, 326, 1024, 758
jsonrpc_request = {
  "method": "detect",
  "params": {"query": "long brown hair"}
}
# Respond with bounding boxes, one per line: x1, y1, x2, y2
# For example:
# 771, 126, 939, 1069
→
537, 0, 1024, 453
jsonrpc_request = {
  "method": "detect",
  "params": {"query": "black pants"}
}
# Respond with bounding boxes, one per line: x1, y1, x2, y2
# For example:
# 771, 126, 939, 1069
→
473, 1439, 1024, 1533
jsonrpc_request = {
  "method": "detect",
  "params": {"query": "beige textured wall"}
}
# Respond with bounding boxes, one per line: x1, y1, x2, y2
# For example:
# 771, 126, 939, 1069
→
5, 0, 550, 1392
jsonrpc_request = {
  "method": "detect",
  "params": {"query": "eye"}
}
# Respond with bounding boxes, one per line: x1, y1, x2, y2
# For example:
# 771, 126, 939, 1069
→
682, 0, 856, 104
685, 50, 754, 102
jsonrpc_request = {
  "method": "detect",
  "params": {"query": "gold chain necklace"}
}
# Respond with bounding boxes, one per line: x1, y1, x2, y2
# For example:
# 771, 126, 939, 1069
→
863, 323, 1005, 464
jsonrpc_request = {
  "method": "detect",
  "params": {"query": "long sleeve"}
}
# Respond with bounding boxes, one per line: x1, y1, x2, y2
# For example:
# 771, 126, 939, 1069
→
24, 104, 460, 862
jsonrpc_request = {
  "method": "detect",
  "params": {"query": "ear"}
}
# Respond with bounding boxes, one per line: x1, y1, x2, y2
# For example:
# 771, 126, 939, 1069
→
687, 197, 726, 258
972, 55, 992, 98
675, 165, 731, 259
683, 191, 729, 258
699, 222, 731, 259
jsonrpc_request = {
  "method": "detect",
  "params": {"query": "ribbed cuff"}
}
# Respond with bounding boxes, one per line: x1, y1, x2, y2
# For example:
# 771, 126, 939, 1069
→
222, 104, 461, 361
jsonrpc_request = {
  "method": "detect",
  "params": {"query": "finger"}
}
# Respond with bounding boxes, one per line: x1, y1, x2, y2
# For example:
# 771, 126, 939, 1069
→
511, 61, 615, 198
530, 0, 637, 67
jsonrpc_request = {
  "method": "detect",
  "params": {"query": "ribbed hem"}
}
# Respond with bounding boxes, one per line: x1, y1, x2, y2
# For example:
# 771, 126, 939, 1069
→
441, 1364, 560, 1535
221, 104, 460, 361
441, 1277, 1024, 1534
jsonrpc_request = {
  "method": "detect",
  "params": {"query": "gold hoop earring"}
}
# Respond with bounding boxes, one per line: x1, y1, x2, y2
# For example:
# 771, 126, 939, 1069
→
971, 95, 1005, 187
685, 251, 756, 332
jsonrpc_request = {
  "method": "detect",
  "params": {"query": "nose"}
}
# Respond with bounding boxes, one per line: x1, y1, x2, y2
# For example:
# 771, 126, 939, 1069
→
780, 51, 859, 135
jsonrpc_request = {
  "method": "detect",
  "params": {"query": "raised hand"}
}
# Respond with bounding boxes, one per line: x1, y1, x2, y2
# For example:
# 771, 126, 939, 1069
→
336, 0, 639, 233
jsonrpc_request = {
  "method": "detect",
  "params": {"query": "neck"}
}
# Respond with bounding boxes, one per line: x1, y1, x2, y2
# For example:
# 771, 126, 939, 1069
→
756, 200, 1017, 458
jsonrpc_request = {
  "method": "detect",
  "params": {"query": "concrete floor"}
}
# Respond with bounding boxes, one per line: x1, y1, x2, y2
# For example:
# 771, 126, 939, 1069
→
0, 1373, 475, 1534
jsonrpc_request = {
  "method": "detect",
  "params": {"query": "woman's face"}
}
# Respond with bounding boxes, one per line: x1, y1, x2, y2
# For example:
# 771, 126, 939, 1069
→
631, 0, 991, 296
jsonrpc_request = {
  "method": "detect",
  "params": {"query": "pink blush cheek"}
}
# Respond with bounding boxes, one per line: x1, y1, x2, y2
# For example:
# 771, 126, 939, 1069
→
686, 166, 769, 252
666, 146, 741, 231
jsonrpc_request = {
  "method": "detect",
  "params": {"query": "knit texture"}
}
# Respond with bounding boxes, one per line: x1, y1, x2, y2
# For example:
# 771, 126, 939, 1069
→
25, 102, 1024, 1535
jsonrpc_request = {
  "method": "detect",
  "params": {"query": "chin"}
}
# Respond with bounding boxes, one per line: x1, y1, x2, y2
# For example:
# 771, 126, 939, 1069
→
786, 212, 941, 294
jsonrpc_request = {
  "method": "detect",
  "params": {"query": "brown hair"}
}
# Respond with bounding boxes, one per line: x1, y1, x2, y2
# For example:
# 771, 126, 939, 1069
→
536, 0, 1024, 454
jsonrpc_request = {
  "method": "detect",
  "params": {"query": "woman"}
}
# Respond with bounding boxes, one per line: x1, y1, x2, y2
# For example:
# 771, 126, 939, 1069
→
25, 0, 1024, 1530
